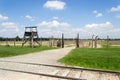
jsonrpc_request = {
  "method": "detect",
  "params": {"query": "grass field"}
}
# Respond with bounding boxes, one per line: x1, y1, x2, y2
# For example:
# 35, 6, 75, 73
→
0, 46, 56, 58
59, 48, 120, 71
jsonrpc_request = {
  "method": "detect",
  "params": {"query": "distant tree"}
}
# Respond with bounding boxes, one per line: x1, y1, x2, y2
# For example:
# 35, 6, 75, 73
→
98, 38, 101, 40
0, 37, 2, 41
0, 37, 5, 41
15, 36, 20, 41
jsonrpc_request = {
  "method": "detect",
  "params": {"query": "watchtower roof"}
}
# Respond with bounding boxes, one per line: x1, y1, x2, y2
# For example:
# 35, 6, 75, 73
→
25, 26, 37, 28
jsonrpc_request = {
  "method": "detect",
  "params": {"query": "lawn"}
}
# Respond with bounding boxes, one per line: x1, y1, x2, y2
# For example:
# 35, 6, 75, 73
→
0, 46, 56, 57
59, 48, 120, 71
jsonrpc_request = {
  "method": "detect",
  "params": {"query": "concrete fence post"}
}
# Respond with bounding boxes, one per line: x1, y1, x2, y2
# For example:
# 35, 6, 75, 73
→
6, 38, 9, 47
92, 35, 94, 48
95, 36, 98, 48
107, 35, 109, 48
76, 33, 79, 48
62, 33, 64, 48
14, 39, 16, 46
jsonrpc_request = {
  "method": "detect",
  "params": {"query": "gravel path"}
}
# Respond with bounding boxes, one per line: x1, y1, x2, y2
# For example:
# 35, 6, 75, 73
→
0, 47, 74, 80
0, 47, 74, 65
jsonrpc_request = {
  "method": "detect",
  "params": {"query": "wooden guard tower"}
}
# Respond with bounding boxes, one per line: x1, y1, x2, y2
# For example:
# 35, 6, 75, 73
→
22, 26, 40, 47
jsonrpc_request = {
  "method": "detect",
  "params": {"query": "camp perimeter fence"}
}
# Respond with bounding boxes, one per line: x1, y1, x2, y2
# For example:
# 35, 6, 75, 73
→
0, 36, 120, 48
0, 38, 90, 48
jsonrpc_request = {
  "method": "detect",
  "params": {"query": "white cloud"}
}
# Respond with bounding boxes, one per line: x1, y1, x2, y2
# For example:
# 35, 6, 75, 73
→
110, 5, 120, 12
79, 22, 120, 38
25, 15, 34, 21
116, 14, 120, 18
96, 13, 103, 17
53, 16, 59, 20
93, 10, 103, 17
1, 22, 19, 32
85, 22, 113, 28
60, 22, 70, 27
0, 22, 20, 37
2, 22, 17, 28
37, 20, 120, 38
38, 20, 70, 28
1, 20, 120, 38
0, 14, 8, 21
43, 0, 66, 10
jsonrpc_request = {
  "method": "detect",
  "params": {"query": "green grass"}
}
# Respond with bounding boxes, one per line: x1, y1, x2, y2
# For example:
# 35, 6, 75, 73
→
0, 46, 56, 58
59, 48, 120, 71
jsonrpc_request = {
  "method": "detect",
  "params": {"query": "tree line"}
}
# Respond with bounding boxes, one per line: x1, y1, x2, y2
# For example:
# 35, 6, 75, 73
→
0, 36, 21, 41
0, 36, 120, 41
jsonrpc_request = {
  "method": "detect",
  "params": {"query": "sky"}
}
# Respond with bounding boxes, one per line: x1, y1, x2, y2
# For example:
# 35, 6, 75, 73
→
0, 0, 120, 39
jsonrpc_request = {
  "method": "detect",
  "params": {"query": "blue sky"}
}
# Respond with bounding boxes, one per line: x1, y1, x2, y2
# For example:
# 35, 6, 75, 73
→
0, 0, 120, 38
